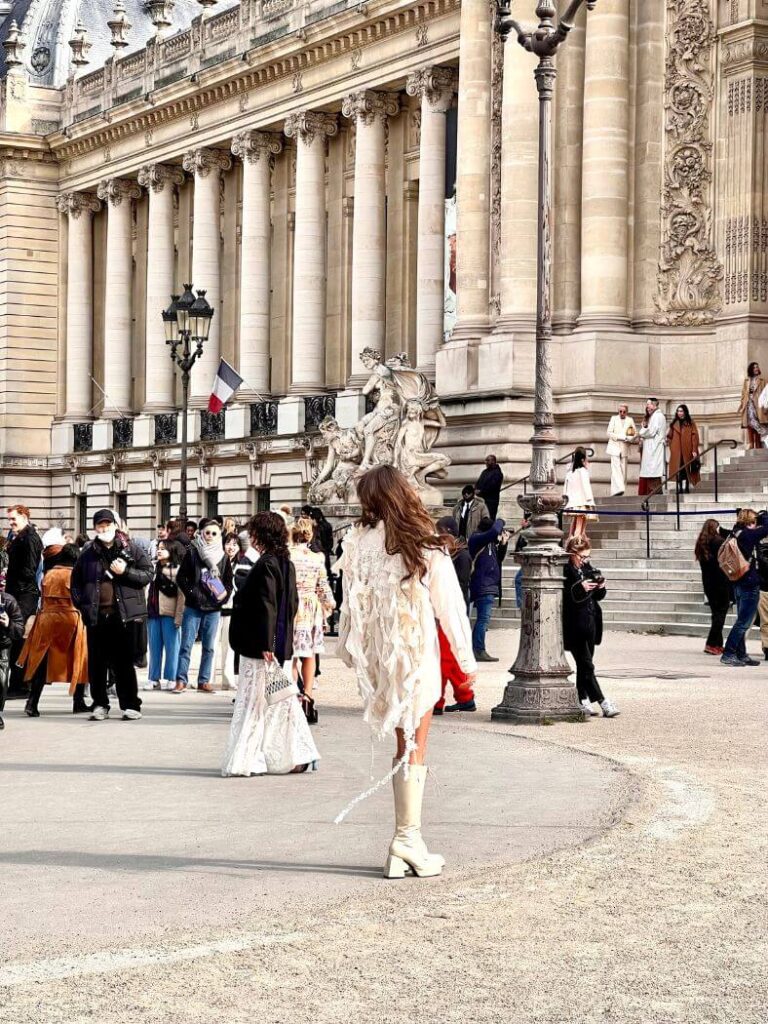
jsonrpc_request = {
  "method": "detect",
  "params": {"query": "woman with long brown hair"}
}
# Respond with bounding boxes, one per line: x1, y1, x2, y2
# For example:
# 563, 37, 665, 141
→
336, 464, 475, 878
694, 519, 731, 656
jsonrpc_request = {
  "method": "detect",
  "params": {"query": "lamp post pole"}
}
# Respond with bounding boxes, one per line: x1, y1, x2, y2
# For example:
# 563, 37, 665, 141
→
491, 0, 597, 724
163, 284, 214, 523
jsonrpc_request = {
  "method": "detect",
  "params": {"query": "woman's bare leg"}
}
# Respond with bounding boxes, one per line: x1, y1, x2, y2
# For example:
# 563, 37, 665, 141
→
395, 710, 434, 765
301, 656, 316, 699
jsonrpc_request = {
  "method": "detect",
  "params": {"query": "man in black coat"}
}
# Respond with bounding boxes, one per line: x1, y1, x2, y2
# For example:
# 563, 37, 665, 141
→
0, 590, 24, 729
71, 509, 153, 721
5, 504, 43, 697
475, 454, 504, 521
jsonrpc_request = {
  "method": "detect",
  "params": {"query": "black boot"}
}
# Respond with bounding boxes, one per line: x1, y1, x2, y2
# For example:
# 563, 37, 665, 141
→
24, 679, 44, 718
764, 648, 768, 662
72, 683, 93, 714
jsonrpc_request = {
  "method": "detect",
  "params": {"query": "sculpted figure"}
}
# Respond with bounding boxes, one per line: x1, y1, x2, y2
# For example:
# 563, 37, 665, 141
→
359, 348, 401, 468
309, 417, 363, 505
394, 400, 450, 497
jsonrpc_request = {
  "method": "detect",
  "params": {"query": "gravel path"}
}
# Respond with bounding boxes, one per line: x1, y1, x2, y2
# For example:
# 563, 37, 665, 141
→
2, 630, 766, 1024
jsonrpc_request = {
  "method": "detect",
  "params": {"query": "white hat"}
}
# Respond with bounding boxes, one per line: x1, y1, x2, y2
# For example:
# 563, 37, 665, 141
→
41, 527, 65, 549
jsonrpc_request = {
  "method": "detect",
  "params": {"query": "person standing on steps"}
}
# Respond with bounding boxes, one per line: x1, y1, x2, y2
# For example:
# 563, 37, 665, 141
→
636, 398, 667, 496
694, 520, 731, 657
335, 465, 475, 879
468, 516, 508, 663
606, 404, 636, 496
667, 404, 701, 494
452, 485, 489, 541
562, 536, 619, 719
5, 504, 43, 699
721, 508, 768, 667
0, 588, 24, 729
70, 509, 152, 721
563, 447, 597, 541
738, 362, 768, 450
475, 454, 504, 521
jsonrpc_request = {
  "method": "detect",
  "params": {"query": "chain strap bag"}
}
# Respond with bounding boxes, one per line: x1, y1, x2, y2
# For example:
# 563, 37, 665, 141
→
263, 658, 299, 706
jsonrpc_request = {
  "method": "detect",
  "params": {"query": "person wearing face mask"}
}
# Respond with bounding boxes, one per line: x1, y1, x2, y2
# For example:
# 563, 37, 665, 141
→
174, 518, 234, 693
70, 509, 153, 721
145, 539, 185, 692
5, 503, 43, 699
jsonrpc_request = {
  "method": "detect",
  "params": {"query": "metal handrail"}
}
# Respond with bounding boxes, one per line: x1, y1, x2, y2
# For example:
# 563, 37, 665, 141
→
498, 446, 595, 497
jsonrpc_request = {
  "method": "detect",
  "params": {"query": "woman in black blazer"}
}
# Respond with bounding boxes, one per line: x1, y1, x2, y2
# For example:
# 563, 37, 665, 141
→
222, 512, 317, 777
563, 535, 619, 718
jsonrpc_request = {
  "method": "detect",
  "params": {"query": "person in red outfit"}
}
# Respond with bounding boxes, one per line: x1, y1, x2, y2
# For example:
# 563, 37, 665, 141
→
434, 624, 476, 714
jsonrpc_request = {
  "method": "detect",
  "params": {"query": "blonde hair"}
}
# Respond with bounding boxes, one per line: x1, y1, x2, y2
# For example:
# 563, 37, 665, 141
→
291, 516, 314, 544
565, 536, 591, 554
737, 508, 757, 526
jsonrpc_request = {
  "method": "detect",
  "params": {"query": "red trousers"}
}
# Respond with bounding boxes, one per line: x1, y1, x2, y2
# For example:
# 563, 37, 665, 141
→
435, 625, 475, 711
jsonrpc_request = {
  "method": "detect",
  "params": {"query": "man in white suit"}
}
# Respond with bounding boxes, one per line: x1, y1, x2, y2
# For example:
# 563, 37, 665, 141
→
606, 404, 636, 496
637, 398, 667, 496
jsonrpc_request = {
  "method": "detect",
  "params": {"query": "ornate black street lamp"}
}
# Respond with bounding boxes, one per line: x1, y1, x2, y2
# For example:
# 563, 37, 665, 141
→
162, 284, 214, 521
491, 1, 597, 724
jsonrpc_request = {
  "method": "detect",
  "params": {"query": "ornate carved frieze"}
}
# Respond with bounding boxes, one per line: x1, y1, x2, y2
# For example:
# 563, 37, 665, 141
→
304, 394, 336, 431
405, 66, 456, 112
137, 163, 185, 192
200, 410, 225, 440
655, 0, 722, 326
341, 90, 400, 125
249, 400, 278, 437
73, 422, 93, 453
181, 147, 232, 177
112, 418, 134, 449
154, 413, 178, 444
56, 191, 101, 218
231, 130, 283, 164
284, 111, 338, 147
96, 177, 142, 206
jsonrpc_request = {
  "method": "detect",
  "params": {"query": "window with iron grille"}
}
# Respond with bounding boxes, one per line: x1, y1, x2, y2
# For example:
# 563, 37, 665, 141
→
116, 492, 128, 524
255, 487, 270, 513
205, 489, 219, 519
77, 495, 88, 537
159, 490, 172, 525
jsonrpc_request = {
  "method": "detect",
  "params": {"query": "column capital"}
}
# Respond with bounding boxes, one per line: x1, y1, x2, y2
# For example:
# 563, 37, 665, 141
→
284, 111, 338, 146
57, 191, 101, 218
231, 130, 283, 164
137, 163, 186, 192
96, 177, 142, 206
341, 90, 400, 125
182, 147, 232, 177
405, 66, 457, 112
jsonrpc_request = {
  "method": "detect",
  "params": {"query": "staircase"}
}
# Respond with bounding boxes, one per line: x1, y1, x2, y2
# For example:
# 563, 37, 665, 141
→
493, 447, 768, 637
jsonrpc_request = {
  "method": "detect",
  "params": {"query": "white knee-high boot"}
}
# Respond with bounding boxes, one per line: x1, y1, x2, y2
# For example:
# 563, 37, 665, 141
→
384, 761, 444, 879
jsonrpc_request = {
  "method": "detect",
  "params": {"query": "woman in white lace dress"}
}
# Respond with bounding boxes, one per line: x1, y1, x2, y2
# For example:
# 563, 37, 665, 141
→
289, 517, 335, 708
336, 465, 476, 878
221, 512, 319, 777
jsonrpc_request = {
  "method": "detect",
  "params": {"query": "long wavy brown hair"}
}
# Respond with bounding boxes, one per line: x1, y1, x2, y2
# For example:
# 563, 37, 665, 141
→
694, 519, 721, 562
356, 464, 443, 580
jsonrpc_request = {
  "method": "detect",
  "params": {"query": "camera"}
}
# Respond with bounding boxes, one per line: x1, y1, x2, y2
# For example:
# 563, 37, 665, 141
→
105, 549, 134, 580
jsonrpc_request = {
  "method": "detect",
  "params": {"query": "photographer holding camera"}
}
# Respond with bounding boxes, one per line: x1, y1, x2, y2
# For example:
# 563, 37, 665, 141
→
71, 509, 153, 720
563, 536, 620, 718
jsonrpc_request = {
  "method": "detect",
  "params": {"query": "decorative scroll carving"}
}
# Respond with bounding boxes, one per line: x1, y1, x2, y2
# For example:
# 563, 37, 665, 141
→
112, 418, 134, 449
304, 394, 336, 431
200, 410, 225, 440
73, 422, 93, 453
405, 66, 456, 112
249, 401, 278, 437
96, 178, 142, 206
56, 192, 101, 218
341, 90, 399, 126
137, 163, 185, 192
655, 0, 722, 326
231, 130, 283, 164
182, 147, 232, 177
490, 26, 504, 269
284, 111, 338, 147
154, 413, 178, 444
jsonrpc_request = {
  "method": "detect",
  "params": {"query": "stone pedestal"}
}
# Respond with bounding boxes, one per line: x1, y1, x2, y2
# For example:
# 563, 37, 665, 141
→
335, 389, 367, 428
224, 405, 250, 440
277, 395, 306, 435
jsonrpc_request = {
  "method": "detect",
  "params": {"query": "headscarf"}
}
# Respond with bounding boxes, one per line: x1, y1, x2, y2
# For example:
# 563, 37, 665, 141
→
193, 532, 225, 577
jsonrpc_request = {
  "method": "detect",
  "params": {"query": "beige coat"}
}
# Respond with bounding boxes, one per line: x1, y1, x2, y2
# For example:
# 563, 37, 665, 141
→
739, 376, 768, 428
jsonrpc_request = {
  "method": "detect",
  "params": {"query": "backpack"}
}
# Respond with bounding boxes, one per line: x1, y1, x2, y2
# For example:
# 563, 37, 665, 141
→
717, 535, 750, 582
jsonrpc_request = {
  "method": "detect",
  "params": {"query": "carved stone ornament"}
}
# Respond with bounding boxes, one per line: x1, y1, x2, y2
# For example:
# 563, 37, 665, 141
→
73, 422, 93, 453
112, 418, 134, 450
655, 0, 723, 326
69, 20, 91, 67
3, 20, 26, 68
200, 410, 225, 441
146, 0, 175, 33
137, 163, 185, 193
405, 67, 456, 113
284, 111, 338, 147
231, 130, 283, 164
154, 413, 178, 445
182, 147, 232, 177
249, 400, 278, 437
97, 178, 142, 206
107, 1, 133, 50
341, 90, 400, 126
57, 192, 102, 218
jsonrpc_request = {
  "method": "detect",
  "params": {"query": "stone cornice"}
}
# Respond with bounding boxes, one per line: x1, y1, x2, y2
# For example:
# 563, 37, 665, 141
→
49, 0, 459, 162
719, 22, 768, 74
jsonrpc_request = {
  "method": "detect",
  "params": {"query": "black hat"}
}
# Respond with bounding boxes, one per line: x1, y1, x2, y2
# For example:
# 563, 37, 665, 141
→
93, 508, 116, 527
436, 516, 458, 537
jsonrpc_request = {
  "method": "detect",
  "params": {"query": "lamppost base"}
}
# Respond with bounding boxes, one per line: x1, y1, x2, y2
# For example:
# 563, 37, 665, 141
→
491, 681, 588, 724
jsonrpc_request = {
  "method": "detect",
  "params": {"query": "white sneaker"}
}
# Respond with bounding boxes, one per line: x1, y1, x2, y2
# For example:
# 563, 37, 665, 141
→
142, 682, 158, 691
600, 700, 620, 718
89, 706, 109, 721
121, 709, 142, 721
581, 699, 599, 717
163, 680, 176, 691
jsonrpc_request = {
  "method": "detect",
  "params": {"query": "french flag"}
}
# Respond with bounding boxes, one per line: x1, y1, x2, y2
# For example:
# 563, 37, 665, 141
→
208, 359, 244, 414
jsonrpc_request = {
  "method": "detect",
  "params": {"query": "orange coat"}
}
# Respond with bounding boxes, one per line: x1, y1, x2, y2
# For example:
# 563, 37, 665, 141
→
18, 565, 88, 693
667, 420, 701, 486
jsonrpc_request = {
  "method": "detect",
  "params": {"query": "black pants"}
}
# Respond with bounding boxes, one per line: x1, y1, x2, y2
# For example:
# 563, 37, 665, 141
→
705, 595, 730, 649
87, 614, 141, 713
570, 638, 605, 704
0, 647, 9, 712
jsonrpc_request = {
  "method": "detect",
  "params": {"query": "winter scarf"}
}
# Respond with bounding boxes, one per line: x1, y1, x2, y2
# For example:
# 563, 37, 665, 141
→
193, 534, 225, 578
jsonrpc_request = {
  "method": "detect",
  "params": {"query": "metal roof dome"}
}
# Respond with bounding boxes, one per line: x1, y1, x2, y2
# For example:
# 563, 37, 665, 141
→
0, 0, 239, 87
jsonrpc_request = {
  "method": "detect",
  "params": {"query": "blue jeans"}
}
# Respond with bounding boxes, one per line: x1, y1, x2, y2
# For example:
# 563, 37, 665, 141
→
148, 615, 181, 683
176, 607, 221, 686
724, 581, 760, 659
472, 594, 496, 653
515, 569, 523, 609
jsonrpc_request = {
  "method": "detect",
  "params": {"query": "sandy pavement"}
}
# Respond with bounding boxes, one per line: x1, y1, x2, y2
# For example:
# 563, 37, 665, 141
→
1, 628, 766, 1024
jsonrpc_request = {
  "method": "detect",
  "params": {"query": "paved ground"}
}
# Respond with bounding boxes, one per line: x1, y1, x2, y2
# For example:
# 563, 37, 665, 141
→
1, 628, 766, 1023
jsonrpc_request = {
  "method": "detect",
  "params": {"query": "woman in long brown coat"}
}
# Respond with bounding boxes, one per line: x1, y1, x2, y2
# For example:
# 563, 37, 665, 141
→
18, 536, 88, 717
738, 361, 768, 449
667, 404, 701, 493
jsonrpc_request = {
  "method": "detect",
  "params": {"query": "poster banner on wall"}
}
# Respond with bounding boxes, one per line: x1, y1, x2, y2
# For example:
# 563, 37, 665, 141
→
443, 194, 457, 341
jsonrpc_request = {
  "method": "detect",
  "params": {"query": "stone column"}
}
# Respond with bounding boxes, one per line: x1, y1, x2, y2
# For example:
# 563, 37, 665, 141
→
453, 0, 493, 338
181, 147, 232, 402
96, 178, 142, 416
579, 0, 631, 325
283, 112, 337, 394
137, 163, 185, 411
405, 68, 456, 372
57, 192, 101, 420
231, 130, 283, 396
341, 90, 398, 381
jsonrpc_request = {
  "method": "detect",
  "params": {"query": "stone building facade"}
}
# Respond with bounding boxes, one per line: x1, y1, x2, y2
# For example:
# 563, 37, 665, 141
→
0, 0, 764, 533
